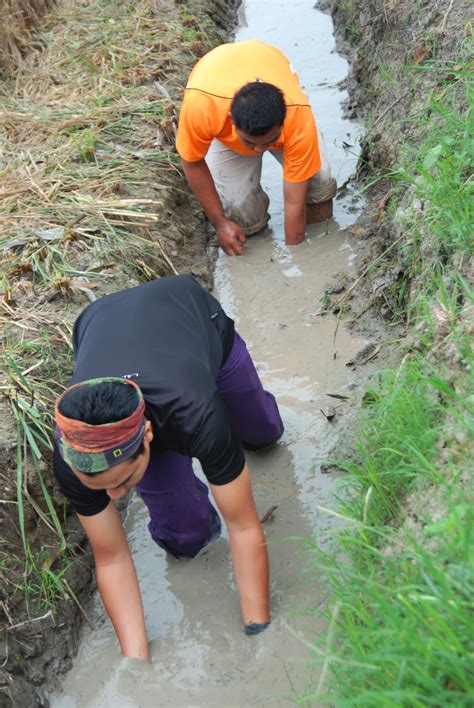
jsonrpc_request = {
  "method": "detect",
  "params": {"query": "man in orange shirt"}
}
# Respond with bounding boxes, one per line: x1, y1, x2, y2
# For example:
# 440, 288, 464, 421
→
176, 40, 337, 256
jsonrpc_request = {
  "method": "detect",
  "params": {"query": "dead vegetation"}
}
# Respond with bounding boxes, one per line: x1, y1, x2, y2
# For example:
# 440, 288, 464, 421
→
0, 0, 240, 704
0, 0, 52, 74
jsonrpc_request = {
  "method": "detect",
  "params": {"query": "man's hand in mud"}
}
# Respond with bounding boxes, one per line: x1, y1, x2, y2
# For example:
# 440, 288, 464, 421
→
216, 219, 246, 256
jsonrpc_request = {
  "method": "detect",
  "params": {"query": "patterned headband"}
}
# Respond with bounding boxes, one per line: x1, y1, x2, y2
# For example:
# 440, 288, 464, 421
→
55, 378, 146, 474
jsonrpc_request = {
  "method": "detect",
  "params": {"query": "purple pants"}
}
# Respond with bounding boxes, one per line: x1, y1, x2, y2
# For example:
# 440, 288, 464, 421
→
136, 331, 283, 558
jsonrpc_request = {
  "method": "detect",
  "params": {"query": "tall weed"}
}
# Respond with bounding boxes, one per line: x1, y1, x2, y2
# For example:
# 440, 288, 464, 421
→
298, 59, 474, 706
298, 362, 473, 706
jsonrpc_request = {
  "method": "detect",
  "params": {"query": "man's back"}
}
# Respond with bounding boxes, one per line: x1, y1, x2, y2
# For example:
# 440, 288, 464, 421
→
72, 275, 232, 387
176, 40, 319, 182
185, 39, 309, 105
54, 275, 243, 514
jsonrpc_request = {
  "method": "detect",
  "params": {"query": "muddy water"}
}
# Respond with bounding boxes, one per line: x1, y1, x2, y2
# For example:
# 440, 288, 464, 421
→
51, 2, 366, 706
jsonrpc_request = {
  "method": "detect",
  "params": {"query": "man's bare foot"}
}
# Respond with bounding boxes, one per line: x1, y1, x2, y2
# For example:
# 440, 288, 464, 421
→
306, 199, 333, 223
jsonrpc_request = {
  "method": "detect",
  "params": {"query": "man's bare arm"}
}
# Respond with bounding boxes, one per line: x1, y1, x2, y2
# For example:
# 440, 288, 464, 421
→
78, 503, 149, 660
211, 464, 269, 625
181, 157, 246, 256
283, 178, 310, 245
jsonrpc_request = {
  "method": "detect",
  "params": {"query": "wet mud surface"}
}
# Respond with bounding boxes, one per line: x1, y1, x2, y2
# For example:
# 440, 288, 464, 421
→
50, 2, 375, 706
51, 227, 370, 707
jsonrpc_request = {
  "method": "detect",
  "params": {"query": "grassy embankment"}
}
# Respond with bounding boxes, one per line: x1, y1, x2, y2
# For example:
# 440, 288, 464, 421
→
297, 60, 473, 705
0, 0, 222, 625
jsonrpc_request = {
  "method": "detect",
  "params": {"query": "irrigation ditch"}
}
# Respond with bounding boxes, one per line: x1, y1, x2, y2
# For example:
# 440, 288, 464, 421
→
1, 0, 472, 706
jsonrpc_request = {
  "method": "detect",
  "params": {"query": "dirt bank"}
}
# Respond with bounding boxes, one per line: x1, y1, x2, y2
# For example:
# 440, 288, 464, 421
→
0, 1, 239, 705
318, 0, 472, 320
297, 2, 473, 703
323, 0, 470, 166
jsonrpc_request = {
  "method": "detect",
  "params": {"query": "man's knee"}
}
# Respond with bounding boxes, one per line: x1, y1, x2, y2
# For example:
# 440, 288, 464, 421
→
307, 173, 337, 205
148, 508, 221, 559
242, 414, 284, 452
242, 434, 282, 453
306, 198, 334, 223
222, 190, 270, 235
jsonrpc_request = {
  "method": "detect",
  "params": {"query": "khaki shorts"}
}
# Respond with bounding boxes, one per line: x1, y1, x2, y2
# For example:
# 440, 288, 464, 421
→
206, 127, 337, 235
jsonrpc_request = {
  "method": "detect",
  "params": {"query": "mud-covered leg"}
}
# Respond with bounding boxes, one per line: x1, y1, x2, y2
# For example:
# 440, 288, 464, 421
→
206, 139, 270, 235
272, 125, 337, 223
306, 125, 337, 221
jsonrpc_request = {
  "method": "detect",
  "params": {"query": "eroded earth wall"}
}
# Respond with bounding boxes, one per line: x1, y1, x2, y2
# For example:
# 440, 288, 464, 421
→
320, 0, 472, 315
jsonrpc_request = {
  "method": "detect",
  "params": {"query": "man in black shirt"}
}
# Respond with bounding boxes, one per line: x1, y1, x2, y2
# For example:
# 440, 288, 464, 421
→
54, 274, 283, 659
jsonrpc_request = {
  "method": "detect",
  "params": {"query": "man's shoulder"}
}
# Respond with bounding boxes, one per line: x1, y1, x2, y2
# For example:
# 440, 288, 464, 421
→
185, 40, 279, 97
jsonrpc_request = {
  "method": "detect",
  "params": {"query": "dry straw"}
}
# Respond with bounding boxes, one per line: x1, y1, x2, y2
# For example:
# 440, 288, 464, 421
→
0, 0, 51, 74
0, 0, 222, 619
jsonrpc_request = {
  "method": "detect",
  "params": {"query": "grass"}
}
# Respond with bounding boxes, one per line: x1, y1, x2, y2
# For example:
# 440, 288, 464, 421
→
0, 344, 75, 613
398, 63, 472, 254
296, 57, 474, 706
0, 0, 222, 627
296, 360, 474, 707
374, 61, 473, 319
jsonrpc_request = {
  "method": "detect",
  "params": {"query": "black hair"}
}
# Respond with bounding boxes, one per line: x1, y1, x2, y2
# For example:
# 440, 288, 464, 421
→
58, 381, 146, 474
230, 82, 286, 136
58, 380, 139, 424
